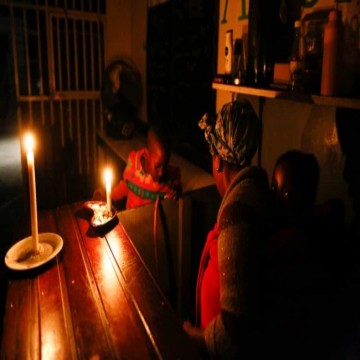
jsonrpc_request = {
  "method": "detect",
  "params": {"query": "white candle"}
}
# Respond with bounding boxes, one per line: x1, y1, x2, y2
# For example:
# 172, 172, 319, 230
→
24, 133, 39, 253
104, 168, 112, 213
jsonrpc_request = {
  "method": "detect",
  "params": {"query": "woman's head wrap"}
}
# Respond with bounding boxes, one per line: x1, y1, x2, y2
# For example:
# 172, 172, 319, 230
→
198, 99, 260, 166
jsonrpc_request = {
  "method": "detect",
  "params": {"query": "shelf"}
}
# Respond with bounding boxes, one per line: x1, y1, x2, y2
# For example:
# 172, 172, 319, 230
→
212, 83, 360, 110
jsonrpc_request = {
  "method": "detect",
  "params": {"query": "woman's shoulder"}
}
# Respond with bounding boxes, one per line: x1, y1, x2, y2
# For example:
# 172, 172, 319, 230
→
237, 166, 268, 186
219, 166, 270, 227
218, 200, 256, 232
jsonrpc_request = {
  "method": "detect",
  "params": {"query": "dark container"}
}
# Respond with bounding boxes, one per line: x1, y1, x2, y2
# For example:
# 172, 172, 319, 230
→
246, 0, 301, 88
302, 9, 330, 94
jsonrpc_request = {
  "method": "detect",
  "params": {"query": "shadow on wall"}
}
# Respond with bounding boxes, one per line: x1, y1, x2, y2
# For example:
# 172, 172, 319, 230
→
300, 106, 351, 224
336, 107, 360, 240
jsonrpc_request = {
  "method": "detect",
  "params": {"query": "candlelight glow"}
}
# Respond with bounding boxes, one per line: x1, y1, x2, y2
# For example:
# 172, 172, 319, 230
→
104, 167, 113, 213
24, 132, 39, 253
24, 133, 35, 153
104, 167, 113, 184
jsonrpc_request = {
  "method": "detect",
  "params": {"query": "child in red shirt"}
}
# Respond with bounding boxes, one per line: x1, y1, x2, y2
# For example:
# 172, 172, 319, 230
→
97, 124, 181, 209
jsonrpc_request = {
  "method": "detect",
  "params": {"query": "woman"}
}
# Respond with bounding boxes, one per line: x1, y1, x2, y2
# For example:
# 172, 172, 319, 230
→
183, 99, 269, 358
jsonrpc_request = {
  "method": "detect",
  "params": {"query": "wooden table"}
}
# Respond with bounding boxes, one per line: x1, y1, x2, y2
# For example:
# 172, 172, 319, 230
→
1, 203, 200, 359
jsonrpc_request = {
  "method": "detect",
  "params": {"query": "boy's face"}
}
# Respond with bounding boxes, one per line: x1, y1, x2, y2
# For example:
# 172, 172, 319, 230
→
147, 143, 169, 183
271, 162, 297, 216
271, 163, 292, 203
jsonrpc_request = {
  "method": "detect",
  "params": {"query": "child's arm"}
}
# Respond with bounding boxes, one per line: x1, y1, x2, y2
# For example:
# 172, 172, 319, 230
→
111, 180, 129, 202
164, 166, 182, 200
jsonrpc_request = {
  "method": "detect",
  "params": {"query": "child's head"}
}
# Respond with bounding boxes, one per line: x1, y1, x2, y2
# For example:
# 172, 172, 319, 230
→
271, 150, 319, 215
144, 123, 170, 183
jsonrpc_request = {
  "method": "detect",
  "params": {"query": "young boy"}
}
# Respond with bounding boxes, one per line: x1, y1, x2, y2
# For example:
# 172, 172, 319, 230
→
270, 149, 319, 218
96, 124, 181, 210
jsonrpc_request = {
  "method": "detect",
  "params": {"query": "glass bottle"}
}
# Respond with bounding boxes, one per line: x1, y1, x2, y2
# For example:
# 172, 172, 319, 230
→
233, 38, 245, 85
303, 20, 322, 94
289, 20, 304, 92
320, 7, 343, 96
224, 30, 233, 76
246, 0, 269, 87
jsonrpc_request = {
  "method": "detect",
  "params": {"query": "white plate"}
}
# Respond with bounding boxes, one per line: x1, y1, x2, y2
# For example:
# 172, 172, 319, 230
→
5, 232, 63, 271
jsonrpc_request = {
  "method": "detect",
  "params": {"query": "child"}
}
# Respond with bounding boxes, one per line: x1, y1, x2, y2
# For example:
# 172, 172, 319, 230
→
95, 124, 181, 210
267, 150, 346, 358
270, 149, 319, 219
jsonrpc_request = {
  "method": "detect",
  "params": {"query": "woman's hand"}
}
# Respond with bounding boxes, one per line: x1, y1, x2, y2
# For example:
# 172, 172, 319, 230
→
165, 186, 182, 201
183, 321, 207, 354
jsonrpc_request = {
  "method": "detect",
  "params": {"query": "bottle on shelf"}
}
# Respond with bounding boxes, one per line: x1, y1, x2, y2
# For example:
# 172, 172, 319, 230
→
320, 5, 344, 96
303, 15, 322, 94
224, 30, 233, 77
246, 0, 268, 87
289, 20, 304, 92
233, 38, 245, 85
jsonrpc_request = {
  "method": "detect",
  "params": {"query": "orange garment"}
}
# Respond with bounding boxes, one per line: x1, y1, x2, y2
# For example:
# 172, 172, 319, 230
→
113, 148, 181, 210
196, 223, 220, 329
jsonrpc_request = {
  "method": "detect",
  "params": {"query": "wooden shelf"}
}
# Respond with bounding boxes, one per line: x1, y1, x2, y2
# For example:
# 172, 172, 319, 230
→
212, 83, 360, 110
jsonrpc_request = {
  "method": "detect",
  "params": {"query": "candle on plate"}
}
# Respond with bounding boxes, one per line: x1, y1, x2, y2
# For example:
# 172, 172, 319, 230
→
104, 167, 112, 213
24, 133, 39, 253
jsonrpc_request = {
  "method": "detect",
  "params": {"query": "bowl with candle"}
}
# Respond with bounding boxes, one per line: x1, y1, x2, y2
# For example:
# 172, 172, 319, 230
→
84, 201, 117, 228
84, 167, 117, 227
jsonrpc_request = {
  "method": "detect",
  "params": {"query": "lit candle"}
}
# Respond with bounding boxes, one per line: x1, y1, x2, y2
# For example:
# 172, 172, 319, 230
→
104, 168, 112, 214
24, 133, 39, 253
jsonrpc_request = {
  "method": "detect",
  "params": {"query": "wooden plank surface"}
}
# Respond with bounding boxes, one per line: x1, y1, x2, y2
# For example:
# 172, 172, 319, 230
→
1, 203, 200, 359
68, 204, 156, 359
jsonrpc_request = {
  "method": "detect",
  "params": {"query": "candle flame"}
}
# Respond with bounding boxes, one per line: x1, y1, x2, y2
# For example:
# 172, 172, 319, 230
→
24, 133, 35, 153
104, 168, 112, 184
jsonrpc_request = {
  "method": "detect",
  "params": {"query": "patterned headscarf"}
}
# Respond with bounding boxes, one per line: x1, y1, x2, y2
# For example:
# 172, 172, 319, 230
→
198, 99, 260, 166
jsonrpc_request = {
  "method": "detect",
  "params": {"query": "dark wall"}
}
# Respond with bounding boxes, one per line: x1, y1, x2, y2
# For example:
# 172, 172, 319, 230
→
147, 0, 219, 172
336, 107, 360, 240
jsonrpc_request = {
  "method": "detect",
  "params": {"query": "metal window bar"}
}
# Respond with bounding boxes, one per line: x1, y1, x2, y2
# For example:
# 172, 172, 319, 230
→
23, 8, 33, 124
35, 5, 45, 126
1, 1, 105, 15
90, 19, 96, 176
55, 16, 65, 145
97, 18, 103, 133
64, 6, 73, 139
46, 1, 55, 126
82, 18, 89, 173
73, 18, 82, 173
10, 3, 20, 132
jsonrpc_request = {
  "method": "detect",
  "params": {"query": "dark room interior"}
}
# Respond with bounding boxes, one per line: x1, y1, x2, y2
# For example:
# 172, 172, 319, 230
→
1, 0, 360, 358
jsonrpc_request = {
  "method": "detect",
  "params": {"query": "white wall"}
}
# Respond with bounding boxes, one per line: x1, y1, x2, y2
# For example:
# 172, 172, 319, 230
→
131, 0, 148, 123
104, 0, 148, 123
104, 0, 132, 65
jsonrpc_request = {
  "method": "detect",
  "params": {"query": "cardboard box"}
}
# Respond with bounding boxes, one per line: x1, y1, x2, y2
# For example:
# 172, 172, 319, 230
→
273, 62, 291, 85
